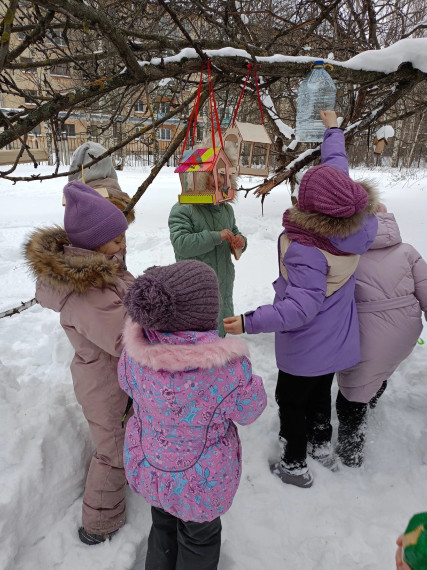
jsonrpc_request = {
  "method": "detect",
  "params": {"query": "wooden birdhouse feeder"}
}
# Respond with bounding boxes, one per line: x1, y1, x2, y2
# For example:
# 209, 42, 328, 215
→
175, 146, 234, 205
224, 121, 272, 178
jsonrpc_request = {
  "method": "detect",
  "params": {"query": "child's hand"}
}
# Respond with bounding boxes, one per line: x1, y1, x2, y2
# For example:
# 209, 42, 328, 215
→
231, 234, 245, 250
320, 110, 338, 128
223, 316, 243, 335
395, 535, 411, 570
220, 229, 234, 243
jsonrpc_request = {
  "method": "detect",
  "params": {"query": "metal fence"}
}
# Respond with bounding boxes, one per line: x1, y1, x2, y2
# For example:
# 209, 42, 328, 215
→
2, 134, 186, 168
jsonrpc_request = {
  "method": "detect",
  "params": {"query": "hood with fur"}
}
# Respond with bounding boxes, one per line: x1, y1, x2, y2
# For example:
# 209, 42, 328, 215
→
86, 177, 135, 224
24, 226, 125, 295
287, 180, 379, 238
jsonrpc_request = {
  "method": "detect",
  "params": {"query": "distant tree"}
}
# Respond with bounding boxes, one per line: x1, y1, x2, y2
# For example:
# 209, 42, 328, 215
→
0, 0, 425, 197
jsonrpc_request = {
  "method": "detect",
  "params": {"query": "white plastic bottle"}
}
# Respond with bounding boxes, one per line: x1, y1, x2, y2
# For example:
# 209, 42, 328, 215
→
295, 60, 336, 143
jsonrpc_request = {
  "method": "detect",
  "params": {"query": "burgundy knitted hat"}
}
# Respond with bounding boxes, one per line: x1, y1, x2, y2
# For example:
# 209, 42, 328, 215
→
124, 260, 219, 332
297, 165, 368, 218
63, 180, 128, 250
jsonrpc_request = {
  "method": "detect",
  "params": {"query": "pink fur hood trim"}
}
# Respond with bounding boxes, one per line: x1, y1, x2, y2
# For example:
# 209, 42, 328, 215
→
122, 318, 250, 371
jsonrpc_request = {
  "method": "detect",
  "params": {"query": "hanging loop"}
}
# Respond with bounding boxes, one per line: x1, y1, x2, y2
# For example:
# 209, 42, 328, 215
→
179, 63, 204, 162
231, 62, 264, 126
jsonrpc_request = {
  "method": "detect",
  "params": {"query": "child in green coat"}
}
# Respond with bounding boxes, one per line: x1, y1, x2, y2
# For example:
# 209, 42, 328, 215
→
168, 171, 246, 337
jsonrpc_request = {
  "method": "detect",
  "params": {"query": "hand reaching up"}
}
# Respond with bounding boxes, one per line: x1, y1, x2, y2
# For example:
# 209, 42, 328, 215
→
320, 110, 338, 129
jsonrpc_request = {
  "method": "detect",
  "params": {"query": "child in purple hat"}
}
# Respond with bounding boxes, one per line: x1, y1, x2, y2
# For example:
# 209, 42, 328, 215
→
24, 180, 134, 544
118, 259, 266, 570
224, 110, 379, 488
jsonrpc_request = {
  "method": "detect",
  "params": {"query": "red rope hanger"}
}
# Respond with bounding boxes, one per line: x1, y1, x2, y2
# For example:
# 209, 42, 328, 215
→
231, 62, 265, 127
179, 63, 204, 162
207, 60, 224, 151
179, 60, 225, 163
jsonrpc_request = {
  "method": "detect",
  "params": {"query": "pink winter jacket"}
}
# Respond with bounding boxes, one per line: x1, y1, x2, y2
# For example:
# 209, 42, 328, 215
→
24, 227, 134, 407
118, 321, 267, 522
337, 213, 427, 402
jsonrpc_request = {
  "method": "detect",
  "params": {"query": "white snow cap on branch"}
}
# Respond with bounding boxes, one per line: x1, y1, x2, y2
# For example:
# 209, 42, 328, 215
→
137, 38, 427, 74
376, 125, 395, 140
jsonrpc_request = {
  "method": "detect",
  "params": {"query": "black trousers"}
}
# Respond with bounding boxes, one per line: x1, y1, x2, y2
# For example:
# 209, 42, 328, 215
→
276, 370, 334, 468
145, 507, 222, 570
336, 381, 387, 465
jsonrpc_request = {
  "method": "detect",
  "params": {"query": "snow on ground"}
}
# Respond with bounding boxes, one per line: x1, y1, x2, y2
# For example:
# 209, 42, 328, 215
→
1, 164, 427, 570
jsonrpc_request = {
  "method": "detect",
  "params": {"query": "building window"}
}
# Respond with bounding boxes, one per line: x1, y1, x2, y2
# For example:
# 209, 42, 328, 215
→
158, 102, 170, 116
62, 124, 76, 137
134, 101, 144, 113
30, 124, 41, 136
20, 57, 36, 74
24, 90, 37, 105
87, 124, 101, 139
51, 63, 70, 76
47, 30, 67, 46
159, 128, 171, 141
135, 127, 144, 139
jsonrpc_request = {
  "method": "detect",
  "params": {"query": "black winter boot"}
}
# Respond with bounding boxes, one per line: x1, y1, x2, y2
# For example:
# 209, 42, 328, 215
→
336, 390, 368, 468
78, 526, 118, 545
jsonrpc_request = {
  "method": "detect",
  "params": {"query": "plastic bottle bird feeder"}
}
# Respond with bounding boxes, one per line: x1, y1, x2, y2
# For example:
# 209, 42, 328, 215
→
224, 121, 272, 177
175, 146, 234, 204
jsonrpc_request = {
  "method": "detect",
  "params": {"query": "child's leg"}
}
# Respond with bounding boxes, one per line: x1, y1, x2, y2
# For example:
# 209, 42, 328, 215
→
306, 373, 334, 452
276, 370, 315, 470
369, 380, 388, 409
176, 517, 222, 570
75, 367, 130, 535
145, 507, 178, 570
336, 389, 368, 467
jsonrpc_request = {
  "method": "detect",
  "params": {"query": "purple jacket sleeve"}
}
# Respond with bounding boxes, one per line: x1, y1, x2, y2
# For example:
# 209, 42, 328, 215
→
330, 215, 378, 255
245, 245, 328, 334
321, 128, 349, 175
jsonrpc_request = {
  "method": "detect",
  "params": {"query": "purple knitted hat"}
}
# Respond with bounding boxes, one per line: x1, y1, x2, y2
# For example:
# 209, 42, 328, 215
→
298, 165, 368, 218
63, 180, 128, 250
124, 260, 219, 332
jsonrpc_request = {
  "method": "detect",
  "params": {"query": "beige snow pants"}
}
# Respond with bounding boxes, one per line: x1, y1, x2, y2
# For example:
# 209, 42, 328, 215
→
73, 356, 131, 535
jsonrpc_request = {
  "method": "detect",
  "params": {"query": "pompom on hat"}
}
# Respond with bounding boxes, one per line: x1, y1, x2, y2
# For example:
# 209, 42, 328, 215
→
124, 260, 220, 332
63, 180, 128, 250
297, 165, 368, 218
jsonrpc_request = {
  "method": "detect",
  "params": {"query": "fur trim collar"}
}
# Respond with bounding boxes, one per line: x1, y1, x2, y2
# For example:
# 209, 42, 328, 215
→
288, 181, 379, 238
123, 318, 250, 371
24, 226, 123, 294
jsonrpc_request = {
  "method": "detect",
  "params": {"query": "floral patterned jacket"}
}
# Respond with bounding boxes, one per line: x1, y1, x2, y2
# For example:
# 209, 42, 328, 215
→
118, 318, 266, 522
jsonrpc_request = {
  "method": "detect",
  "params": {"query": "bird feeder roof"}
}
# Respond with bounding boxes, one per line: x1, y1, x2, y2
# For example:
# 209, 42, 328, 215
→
174, 147, 230, 173
230, 121, 272, 144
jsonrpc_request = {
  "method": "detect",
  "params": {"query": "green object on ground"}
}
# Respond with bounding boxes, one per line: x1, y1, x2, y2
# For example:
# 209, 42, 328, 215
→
403, 513, 427, 569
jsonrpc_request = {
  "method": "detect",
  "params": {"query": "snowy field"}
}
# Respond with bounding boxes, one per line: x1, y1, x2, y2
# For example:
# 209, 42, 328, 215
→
1, 163, 427, 570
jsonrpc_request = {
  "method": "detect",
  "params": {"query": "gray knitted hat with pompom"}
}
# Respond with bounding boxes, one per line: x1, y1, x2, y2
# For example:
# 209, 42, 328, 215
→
123, 260, 219, 332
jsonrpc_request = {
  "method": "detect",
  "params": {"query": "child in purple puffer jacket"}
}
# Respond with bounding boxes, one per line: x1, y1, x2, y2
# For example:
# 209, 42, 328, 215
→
118, 259, 266, 570
224, 110, 379, 488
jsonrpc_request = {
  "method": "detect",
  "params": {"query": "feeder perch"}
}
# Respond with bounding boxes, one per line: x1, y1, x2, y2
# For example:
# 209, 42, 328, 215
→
224, 121, 272, 177
175, 146, 234, 205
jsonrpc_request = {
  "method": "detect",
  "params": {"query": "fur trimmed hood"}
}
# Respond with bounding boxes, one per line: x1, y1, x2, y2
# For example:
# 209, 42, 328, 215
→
287, 180, 379, 238
86, 178, 135, 224
24, 226, 124, 294
123, 318, 250, 372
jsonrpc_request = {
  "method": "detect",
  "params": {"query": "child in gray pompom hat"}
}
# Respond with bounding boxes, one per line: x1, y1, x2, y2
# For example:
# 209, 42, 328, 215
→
68, 141, 118, 182
67, 141, 135, 223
